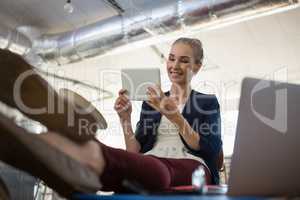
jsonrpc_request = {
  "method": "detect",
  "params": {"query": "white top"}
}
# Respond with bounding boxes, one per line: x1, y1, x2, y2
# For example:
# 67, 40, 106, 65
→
144, 104, 207, 167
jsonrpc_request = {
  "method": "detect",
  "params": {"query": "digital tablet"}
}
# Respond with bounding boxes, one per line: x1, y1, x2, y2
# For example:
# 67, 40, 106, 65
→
121, 68, 161, 101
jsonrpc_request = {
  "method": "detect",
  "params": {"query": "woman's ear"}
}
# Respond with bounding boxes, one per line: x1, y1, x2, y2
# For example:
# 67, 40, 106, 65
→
192, 63, 202, 74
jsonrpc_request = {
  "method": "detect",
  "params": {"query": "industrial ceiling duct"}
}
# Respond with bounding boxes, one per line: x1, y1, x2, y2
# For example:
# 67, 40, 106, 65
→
0, 26, 31, 56
4, 0, 300, 66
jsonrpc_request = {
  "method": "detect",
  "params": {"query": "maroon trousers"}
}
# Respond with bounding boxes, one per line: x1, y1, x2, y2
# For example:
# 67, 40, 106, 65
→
99, 144, 211, 192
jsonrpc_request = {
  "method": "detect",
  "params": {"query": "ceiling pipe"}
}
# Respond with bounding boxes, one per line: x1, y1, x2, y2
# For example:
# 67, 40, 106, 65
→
17, 0, 300, 66
0, 26, 31, 56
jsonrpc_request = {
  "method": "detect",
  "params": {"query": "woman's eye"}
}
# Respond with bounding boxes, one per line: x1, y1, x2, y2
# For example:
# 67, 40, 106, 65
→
168, 57, 175, 61
181, 59, 189, 63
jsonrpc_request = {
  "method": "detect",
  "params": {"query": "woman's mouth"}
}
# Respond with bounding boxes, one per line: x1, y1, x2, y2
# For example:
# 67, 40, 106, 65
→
170, 71, 182, 76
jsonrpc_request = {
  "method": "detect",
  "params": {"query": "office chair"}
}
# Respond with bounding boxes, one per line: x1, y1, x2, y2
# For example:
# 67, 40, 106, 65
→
216, 148, 227, 184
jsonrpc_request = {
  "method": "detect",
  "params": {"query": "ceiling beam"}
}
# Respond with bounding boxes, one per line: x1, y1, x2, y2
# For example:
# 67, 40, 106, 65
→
102, 0, 124, 15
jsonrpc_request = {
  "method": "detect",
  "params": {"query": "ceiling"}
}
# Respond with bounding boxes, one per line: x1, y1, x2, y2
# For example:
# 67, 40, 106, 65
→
0, 0, 171, 34
0, 0, 116, 33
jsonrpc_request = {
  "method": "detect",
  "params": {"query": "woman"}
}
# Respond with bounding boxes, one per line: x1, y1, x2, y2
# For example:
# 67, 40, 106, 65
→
0, 38, 221, 197
114, 38, 222, 186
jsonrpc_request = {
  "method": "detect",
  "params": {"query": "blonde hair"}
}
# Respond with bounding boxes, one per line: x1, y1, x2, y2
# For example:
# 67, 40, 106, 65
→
173, 37, 204, 65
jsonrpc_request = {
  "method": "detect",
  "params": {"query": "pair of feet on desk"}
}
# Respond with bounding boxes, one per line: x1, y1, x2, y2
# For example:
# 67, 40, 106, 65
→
0, 49, 106, 197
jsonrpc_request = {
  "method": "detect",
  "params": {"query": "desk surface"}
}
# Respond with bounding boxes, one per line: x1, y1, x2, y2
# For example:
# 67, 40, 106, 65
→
71, 194, 277, 200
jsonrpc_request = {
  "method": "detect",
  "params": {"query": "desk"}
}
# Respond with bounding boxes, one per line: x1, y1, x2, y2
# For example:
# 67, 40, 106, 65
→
71, 194, 274, 200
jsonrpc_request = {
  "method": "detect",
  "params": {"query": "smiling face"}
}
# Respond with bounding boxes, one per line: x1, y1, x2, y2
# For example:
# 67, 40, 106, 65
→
167, 42, 202, 86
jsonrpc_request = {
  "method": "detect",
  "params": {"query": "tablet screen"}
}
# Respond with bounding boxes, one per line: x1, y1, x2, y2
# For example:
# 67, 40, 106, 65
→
121, 68, 161, 101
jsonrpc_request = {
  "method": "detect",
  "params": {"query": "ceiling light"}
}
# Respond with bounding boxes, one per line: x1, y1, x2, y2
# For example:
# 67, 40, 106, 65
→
64, 0, 74, 14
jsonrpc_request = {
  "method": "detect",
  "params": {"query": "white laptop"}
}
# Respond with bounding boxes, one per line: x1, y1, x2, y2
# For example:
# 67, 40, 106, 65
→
121, 68, 161, 101
226, 77, 300, 196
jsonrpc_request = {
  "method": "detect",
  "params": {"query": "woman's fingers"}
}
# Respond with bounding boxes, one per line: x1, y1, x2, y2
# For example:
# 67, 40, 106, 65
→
147, 86, 161, 100
115, 95, 131, 111
118, 89, 128, 96
115, 100, 127, 108
118, 96, 129, 104
115, 90, 128, 105
114, 98, 128, 110
116, 90, 130, 104
148, 85, 165, 99
145, 86, 161, 112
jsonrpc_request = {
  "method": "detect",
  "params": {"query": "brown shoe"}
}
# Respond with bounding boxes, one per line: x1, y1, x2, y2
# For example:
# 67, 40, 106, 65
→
0, 112, 102, 198
0, 49, 100, 142
59, 88, 107, 130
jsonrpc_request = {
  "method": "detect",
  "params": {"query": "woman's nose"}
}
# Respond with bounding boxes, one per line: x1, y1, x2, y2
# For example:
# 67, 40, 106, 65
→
173, 60, 180, 69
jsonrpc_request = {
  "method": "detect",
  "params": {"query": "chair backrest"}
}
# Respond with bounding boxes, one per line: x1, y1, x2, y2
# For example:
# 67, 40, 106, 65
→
216, 148, 224, 171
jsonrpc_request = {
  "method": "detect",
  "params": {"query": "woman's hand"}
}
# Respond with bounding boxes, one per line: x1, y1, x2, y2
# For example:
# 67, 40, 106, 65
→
114, 89, 132, 121
147, 86, 201, 151
114, 89, 141, 153
146, 85, 181, 122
